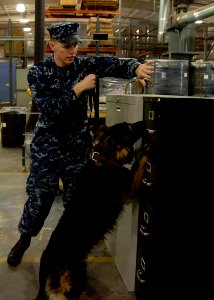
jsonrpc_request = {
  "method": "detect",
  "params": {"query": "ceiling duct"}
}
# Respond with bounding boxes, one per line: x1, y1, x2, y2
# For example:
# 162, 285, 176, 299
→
158, 2, 214, 58
175, 3, 214, 28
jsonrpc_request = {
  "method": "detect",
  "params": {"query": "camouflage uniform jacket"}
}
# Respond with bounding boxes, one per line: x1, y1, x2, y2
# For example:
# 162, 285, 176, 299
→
27, 54, 140, 133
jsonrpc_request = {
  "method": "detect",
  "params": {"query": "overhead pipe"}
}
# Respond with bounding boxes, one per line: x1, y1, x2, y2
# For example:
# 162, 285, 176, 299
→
158, 2, 214, 43
175, 3, 214, 29
158, 0, 170, 43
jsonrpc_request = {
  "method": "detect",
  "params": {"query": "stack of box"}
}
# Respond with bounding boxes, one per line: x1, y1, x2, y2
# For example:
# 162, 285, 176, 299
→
49, 0, 83, 9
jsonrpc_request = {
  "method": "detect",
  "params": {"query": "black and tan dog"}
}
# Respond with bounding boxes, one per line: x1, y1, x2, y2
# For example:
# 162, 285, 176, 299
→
35, 121, 149, 300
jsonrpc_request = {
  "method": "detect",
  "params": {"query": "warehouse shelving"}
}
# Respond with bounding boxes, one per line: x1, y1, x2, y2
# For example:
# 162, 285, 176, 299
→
44, 47, 118, 55
45, 6, 120, 55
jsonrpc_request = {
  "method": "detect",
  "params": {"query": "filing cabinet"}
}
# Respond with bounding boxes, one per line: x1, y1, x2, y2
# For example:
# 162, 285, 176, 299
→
135, 95, 214, 299
105, 94, 144, 292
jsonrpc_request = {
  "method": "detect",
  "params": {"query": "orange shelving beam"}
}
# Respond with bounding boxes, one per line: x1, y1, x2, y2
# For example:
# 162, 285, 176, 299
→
45, 8, 119, 18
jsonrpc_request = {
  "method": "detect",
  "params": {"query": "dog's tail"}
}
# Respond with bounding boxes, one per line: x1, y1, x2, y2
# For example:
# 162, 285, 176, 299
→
45, 270, 78, 300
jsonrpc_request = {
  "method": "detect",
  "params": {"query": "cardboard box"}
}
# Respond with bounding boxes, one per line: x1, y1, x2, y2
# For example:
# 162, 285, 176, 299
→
60, 0, 78, 6
4, 28, 24, 55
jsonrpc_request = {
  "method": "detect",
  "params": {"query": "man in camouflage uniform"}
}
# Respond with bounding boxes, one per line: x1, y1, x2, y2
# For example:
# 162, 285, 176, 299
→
7, 22, 154, 267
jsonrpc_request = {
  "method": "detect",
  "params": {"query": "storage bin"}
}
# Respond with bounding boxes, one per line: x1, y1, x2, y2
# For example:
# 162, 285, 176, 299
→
0, 107, 26, 147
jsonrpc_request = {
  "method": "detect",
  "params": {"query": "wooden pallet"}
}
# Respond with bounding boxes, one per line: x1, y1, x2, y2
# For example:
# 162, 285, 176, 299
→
89, 17, 114, 23
88, 23, 114, 29
48, 5, 64, 9
83, 0, 119, 10
45, 8, 119, 18
88, 28, 114, 35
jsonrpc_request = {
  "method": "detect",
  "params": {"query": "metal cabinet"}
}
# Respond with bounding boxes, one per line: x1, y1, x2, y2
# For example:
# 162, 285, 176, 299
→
105, 94, 144, 291
0, 107, 26, 147
0, 62, 16, 103
135, 95, 214, 299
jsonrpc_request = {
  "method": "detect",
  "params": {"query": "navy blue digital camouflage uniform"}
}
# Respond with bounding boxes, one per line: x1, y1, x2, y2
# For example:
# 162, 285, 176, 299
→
18, 53, 141, 237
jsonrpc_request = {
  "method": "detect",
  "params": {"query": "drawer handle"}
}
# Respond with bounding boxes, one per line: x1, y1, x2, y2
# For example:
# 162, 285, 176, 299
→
148, 110, 155, 120
139, 224, 150, 237
148, 129, 156, 134
136, 269, 146, 283
142, 178, 153, 187
144, 211, 149, 224
141, 257, 146, 271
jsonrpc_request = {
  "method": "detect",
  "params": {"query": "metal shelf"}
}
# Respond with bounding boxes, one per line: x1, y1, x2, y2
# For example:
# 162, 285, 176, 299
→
45, 47, 118, 54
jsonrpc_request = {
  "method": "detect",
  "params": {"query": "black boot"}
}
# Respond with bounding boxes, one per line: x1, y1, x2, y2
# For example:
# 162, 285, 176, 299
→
7, 234, 31, 267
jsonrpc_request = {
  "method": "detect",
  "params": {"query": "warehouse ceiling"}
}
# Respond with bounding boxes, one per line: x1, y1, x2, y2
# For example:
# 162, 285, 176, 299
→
0, 0, 214, 58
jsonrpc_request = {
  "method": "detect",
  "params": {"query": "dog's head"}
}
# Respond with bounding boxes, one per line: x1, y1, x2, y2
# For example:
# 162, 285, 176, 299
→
91, 121, 148, 165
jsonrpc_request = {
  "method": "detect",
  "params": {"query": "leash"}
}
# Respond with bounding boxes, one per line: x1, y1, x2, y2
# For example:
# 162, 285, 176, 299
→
88, 75, 100, 126
25, 99, 39, 132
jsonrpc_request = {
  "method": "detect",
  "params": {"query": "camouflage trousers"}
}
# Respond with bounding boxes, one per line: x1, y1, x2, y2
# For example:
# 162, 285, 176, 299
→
18, 127, 92, 236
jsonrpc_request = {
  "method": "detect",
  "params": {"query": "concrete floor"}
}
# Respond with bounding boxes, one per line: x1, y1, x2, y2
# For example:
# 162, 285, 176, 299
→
0, 142, 136, 300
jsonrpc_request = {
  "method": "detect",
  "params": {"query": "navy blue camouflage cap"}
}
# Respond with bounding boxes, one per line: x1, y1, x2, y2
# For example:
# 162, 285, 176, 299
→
47, 22, 82, 45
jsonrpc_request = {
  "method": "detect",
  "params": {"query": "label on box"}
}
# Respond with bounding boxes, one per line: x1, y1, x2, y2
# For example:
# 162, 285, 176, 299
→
161, 72, 166, 79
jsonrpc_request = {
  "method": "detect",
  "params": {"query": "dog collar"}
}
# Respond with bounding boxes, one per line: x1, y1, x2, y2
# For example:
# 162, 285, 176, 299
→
91, 151, 116, 167
91, 151, 131, 170
91, 151, 100, 161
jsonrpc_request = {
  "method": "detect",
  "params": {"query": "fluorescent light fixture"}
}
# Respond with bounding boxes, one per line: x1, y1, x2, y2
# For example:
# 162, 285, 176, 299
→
20, 18, 29, 23
16, 4, 26, 12
23, 27, 31, 32
195, 20, 203, 24
20, 12, 29, 23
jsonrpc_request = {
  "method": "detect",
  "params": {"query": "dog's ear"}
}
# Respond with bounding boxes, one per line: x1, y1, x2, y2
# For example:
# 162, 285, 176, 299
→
90, 124, 108, 142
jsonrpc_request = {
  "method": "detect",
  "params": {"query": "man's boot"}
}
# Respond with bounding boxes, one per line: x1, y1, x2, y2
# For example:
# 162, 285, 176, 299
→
7, 234, 31, 267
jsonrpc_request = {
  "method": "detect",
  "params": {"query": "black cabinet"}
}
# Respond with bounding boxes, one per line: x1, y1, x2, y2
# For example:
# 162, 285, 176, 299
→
135, 95, 214, 299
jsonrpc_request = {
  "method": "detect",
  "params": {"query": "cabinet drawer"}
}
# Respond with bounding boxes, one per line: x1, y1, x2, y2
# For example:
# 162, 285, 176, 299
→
141, 160, 157, 186
138, 200, 154, 227
143, 101, 160, 131
135, 255, 153, 300
137, 206, 155, 257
